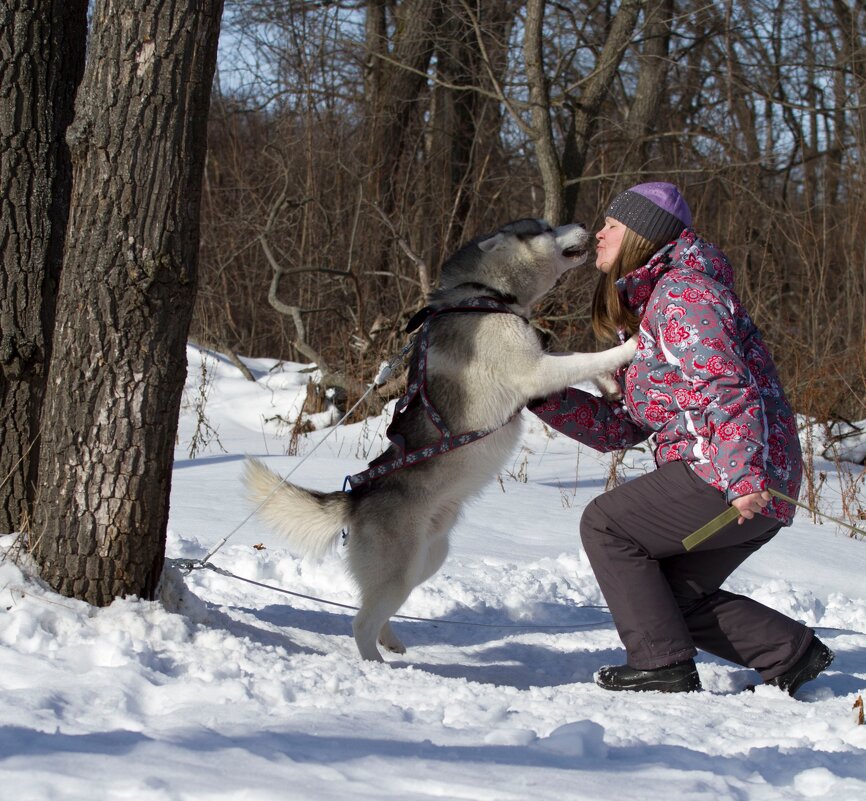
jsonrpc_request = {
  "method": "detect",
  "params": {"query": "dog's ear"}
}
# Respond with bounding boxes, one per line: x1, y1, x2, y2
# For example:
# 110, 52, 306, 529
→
477, 233, 507, 253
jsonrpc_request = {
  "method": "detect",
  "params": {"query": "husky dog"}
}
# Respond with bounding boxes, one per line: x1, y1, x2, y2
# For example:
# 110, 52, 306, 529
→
244, 219, 636, 661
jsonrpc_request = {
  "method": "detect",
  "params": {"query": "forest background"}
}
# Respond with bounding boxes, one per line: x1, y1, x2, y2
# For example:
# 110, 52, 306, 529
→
196, 0, 866, 425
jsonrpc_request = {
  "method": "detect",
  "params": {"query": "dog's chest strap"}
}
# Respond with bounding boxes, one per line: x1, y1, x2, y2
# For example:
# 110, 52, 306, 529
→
344, 297, 523, 491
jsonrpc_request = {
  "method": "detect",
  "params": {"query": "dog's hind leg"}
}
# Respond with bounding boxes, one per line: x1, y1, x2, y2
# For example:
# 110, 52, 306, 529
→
346, 517, 419, 661
376, 524, 452, 655
376, 504, 457, 656
348, 504, 459, 661
416, 504, 456, 585
353, 581, 414, 662
377, 621, 406, 655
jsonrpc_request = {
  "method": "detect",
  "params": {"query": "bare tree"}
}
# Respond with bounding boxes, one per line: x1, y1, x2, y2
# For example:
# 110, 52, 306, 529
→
0, 0, 88, 533
619, 0, 676, 179
524, 0, 565, 224
522, 0, 643, 223
561, 0, 643, 219
425, 0, 516, 256
363, 0, 443, 216
31, 0, 224, 605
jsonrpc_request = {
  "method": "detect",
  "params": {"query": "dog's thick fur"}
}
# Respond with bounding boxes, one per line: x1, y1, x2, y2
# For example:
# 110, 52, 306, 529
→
244, 219, 636, 661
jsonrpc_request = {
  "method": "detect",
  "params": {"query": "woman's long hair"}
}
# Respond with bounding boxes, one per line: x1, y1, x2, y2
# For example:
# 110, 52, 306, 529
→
591, 226, 665, 342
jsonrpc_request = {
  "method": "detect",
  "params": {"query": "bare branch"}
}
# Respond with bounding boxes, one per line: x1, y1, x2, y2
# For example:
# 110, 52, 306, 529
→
371, 201, 431, 296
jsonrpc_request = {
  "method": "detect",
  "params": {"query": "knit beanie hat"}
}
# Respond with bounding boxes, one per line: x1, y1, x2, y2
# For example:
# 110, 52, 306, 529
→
605, 182, 692, 244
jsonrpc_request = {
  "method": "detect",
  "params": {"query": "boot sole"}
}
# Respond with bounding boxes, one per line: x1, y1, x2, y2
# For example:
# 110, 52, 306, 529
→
596, 674, 702, 693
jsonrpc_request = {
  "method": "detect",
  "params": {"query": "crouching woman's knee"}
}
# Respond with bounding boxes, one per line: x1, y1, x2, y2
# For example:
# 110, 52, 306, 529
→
579, 498, 610, 558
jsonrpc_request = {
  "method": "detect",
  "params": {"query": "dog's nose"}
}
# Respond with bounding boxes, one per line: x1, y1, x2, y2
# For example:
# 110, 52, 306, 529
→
576, 221, 586, 229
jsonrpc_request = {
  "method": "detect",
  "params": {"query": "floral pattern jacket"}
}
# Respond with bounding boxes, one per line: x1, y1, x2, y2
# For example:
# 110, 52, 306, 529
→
530, 229, 801, 524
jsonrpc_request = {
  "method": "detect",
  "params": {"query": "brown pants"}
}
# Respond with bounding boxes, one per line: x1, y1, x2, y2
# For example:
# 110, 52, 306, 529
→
580, 460, 812, 680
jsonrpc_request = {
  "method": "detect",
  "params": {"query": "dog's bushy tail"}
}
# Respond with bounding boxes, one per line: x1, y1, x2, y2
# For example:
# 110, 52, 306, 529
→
242, 458, 350, 560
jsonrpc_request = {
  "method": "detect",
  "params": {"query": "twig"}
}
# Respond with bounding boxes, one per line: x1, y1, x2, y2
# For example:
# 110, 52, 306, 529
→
370, 202, 431, 297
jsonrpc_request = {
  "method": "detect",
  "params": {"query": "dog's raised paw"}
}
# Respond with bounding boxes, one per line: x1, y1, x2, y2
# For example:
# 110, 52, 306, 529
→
593, 373, 622, 400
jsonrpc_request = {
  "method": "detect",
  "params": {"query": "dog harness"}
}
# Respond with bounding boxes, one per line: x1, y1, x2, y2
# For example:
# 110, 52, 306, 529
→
344, 296, 524, 491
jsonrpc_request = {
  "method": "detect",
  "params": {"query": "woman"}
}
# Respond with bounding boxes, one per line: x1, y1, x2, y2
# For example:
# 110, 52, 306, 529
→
530, 182, 832, 695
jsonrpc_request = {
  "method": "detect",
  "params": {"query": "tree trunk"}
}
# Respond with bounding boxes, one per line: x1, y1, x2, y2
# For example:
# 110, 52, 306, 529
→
620, 0, 674, 180
0, 0, 88, 533
525, 0, 564, 225
832, 0, 866, 184
562, 0, 643, 218
427, 0, 515, 254
32, 0, 224, 605
359, 0, 443, 339
364, 0, 443, 214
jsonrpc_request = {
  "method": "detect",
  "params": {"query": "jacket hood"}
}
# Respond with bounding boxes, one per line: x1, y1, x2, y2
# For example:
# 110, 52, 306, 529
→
616, 229, 735, 315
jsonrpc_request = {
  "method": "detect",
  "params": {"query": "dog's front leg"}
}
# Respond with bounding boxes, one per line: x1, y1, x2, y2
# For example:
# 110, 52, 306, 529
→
526, 336, 637, 399
593, 372, 622, 400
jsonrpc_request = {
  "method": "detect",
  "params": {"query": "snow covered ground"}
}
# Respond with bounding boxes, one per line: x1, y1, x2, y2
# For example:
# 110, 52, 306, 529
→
2, 344, 865, 801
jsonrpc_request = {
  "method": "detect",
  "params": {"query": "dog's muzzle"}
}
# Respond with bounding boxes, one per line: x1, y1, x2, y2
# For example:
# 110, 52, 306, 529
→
562, 245, 588, 261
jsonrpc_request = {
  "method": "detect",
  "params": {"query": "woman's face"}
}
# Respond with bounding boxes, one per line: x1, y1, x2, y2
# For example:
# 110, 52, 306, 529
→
595, 217, 626, 274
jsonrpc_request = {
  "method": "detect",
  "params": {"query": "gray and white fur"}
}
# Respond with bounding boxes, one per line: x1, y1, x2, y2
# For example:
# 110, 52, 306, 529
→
244, 219, 636, 661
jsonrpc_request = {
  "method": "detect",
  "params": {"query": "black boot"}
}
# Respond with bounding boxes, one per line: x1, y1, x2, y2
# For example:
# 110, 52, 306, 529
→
595, 659, 702, 693
766, 637, 834, 696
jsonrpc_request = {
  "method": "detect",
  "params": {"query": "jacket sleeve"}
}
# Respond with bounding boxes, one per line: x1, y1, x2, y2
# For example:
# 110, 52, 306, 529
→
651, 278, 770, 501
528, 386, 650, 452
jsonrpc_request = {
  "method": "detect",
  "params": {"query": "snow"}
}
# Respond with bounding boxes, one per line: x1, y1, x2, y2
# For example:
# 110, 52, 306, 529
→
2, 343, 865, 801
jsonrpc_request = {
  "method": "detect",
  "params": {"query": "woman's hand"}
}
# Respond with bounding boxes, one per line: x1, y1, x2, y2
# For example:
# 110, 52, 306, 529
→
731, 490, 772, 524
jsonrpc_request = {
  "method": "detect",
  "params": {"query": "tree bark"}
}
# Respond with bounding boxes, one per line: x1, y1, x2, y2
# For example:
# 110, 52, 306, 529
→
428, 0, 515, 252
620, 0, 674, 180
32, 0, 224, 605
364, 0, 443, 213
0, 0, 88, 533
832, 0, 866, 181
525, 0, 564, 224
359, 0, 443, 341
563, 0, 643, 218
